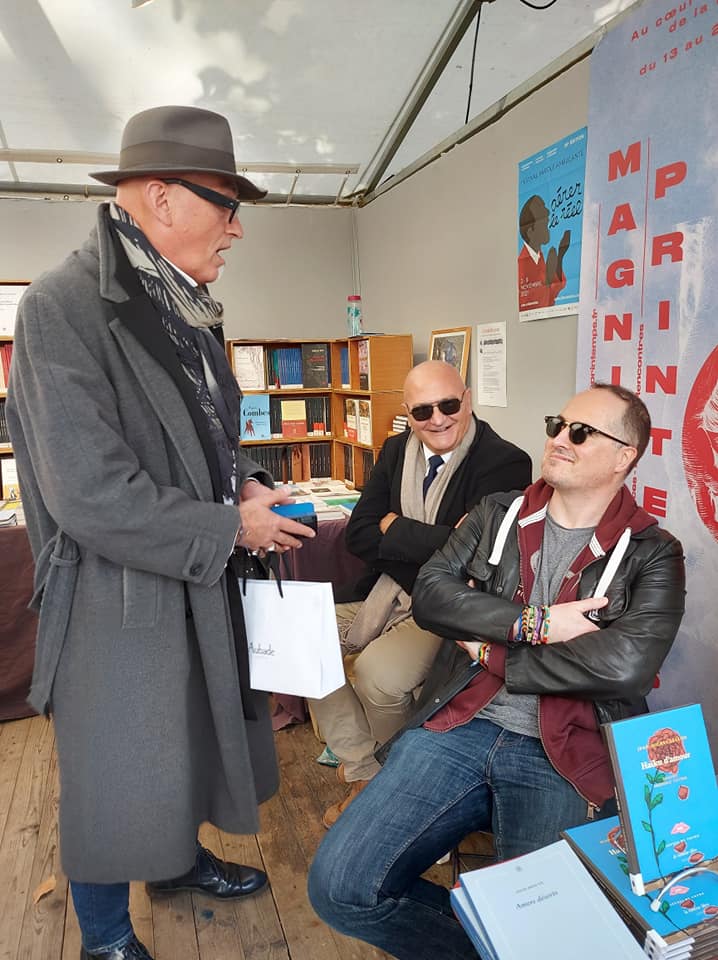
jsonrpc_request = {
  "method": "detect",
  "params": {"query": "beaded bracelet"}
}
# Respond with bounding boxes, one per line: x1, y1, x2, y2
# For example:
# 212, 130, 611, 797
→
516, 604, 550, 644
542, 606, 551, 643
476, 642, 491, 670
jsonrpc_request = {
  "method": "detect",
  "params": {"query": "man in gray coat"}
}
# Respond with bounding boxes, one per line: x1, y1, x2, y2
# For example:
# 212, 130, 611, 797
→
7, 105, 314, 960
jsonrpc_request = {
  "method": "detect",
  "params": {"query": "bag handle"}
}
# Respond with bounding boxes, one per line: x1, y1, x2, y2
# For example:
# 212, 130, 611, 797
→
232, 548, 284, 598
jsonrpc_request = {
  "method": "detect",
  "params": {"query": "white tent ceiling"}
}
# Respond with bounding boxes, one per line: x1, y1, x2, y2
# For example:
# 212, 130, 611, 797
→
0, 0, 638, 205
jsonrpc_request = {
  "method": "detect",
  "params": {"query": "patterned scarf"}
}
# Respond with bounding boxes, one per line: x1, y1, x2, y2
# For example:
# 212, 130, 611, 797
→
109, 202, 239, 503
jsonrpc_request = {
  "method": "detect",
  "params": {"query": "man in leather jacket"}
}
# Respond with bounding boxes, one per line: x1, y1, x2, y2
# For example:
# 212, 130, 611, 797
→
308, 383, 685, 960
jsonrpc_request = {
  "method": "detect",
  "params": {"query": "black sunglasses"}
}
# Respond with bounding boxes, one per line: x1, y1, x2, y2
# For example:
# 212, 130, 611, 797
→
544, 415, 632, 447
162, 178, 240, 222
408, 393, 465, 422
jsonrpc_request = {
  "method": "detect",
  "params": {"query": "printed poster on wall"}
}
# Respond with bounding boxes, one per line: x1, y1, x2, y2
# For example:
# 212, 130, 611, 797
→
475, 322, 507, 407
576, 2, 718, 741
517, 127, 586, 322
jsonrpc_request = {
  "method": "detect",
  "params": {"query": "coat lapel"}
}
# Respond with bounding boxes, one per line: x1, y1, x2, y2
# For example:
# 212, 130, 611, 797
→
103, 218, 223, 502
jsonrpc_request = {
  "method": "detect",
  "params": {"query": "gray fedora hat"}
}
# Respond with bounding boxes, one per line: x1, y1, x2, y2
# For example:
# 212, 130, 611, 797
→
90, 104, 266, 200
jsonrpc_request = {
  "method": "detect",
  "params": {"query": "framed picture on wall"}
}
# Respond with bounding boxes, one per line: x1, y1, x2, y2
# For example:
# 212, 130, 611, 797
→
0, 281, 30, 336
429, 327, 471, 380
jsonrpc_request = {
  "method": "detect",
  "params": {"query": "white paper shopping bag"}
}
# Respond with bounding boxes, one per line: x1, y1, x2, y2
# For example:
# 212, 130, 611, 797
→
241, 579, 345, 699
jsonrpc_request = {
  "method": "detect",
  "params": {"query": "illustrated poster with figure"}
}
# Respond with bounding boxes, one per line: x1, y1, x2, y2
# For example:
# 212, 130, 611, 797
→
575, 1, 718, 742
517, 127, 586, 322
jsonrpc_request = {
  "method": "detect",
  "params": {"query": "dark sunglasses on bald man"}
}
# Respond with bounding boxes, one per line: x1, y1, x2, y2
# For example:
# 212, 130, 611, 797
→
544, 415, 632, 447
162, 178, 240, 222
409, 391, 466, 422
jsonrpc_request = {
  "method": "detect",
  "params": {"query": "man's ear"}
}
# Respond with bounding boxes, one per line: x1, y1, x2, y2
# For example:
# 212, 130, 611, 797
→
616, 443, 637, 475
145, 179, 173, 226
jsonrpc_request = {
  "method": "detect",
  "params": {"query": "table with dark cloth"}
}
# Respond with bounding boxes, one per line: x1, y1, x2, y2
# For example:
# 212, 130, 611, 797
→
0, 524, 38, 721
273, 516, 364, 729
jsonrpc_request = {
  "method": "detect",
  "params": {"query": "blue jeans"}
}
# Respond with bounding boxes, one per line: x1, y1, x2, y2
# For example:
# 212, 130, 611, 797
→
70, 881, 132, 954
308, 718, 597, 960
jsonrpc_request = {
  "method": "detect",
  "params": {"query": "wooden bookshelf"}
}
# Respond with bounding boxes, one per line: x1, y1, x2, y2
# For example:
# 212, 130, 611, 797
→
226, 335, 412, 487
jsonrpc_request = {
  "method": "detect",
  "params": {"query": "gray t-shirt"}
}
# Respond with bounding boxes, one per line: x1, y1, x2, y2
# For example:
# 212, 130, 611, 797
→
478, 512, 594, 738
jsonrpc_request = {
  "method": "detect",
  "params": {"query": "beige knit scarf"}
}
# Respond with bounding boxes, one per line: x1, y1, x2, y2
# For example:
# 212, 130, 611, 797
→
344, 417, 476, 652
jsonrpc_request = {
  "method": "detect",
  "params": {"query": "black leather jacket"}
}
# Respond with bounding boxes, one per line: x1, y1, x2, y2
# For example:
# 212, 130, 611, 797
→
385, 487, 686, 805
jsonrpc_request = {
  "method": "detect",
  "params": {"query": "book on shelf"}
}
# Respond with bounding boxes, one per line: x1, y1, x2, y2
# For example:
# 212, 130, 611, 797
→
563, 816, 718, 960
342, 444, 354, 485
451, 838, 646, 960
1, 456, 19, 500
249, 442, 315, 483
357, 338, 370, 390
265, 346, 303, 389
0, 398, 10, 443
340, 345, 350, 388
289, 443, 310, 481
308, 441, 332, 478
269, 395, 283, 438
240, 393, 271, 441
232, 343, 266, 390
361, 449, 374, 486
283, 346, 305, 388
357, 399, 372, 445
300, 343, 330, 388
344, 398, 358, 442
0, 341, 13, 390
392, 414, 409, 433
305, 396, 330, 436
280, 399, 308, 438
602, 704, 718, 896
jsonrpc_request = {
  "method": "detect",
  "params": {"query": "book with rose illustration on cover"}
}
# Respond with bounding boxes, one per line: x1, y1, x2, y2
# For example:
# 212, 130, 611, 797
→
563, 816, 718, 959
603, 704, 718, 896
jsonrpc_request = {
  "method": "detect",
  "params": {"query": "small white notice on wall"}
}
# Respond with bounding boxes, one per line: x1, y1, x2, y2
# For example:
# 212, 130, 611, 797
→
475, 322, 507, 408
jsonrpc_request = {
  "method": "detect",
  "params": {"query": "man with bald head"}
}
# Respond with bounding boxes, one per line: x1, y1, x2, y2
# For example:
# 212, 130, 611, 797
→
310, 360, 531, 828
7, 105, 314, 960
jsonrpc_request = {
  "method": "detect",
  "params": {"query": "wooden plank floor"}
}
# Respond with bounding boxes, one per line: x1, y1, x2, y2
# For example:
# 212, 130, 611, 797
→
0, 712, 456, 960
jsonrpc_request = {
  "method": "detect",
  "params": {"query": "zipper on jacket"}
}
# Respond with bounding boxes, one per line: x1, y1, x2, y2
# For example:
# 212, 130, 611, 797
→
536, 706, 596, 813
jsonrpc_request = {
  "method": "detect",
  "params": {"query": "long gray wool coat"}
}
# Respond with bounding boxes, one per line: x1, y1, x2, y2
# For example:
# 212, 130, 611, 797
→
6, 205, 279, 883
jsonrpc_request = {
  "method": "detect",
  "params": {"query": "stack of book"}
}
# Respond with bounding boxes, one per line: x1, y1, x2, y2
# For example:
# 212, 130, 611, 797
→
0, 508, 18, 526
451, 839, 646, 959
563, 704, 718, 959
563, 818, 718, 960
279, 479, 360, 521
391, 414, 409, 433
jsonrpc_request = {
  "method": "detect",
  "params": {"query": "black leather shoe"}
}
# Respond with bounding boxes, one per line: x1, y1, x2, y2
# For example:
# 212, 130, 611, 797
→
80, 933, 154, 959
146, 845, 267, 900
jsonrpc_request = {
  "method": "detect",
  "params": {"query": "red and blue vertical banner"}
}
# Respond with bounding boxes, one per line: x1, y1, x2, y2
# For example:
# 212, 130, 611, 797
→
576, 2, 718, 738
517, 128, 586, 321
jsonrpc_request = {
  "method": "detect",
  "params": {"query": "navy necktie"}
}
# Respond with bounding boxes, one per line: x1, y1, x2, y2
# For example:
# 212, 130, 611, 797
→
423, 454, 444, 499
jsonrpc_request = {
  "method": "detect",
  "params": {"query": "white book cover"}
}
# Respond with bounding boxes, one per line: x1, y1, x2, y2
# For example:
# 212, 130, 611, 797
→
357, 399, 372, 446
232, 344, 266, 390
458, 840, 646, 960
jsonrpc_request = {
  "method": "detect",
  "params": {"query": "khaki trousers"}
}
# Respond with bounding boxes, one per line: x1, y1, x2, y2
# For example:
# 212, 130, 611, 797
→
308, 601, 443, 782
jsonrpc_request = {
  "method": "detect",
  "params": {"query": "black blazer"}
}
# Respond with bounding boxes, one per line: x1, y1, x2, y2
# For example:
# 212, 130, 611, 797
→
345, 415, 532, 597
